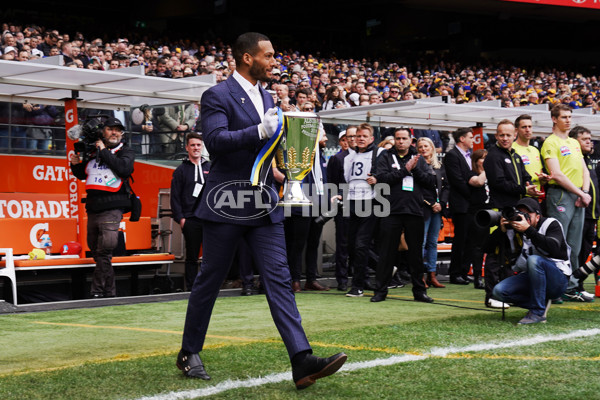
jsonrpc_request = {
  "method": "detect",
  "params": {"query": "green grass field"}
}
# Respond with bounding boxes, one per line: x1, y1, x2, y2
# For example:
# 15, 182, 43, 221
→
1, 281, 599, 400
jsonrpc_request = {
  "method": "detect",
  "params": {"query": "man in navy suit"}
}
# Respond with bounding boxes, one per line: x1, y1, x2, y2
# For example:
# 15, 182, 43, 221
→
176, 32, 346, 390
444, 127, 476, 285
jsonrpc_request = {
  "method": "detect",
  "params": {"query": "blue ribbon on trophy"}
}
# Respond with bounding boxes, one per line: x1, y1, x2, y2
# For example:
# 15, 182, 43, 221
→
250, 108, 284, 187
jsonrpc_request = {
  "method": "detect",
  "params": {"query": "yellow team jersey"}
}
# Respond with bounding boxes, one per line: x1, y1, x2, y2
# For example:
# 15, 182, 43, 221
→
541, 134, 584, 188
512, 142, 542, 190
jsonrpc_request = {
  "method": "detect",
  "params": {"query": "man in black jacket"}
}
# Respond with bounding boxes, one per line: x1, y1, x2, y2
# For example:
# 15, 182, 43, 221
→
484, 119, 540, 210
492, 198, 570, 324
371, 128, 436, 303
170, 132, 210, 291
70, 117, 135, 298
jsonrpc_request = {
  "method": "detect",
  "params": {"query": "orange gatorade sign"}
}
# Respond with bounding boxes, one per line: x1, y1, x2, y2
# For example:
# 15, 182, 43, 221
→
0, 154, 171, 255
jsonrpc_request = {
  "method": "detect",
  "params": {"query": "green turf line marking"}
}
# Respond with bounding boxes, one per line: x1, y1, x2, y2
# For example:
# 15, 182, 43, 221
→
133, 328, 600, 400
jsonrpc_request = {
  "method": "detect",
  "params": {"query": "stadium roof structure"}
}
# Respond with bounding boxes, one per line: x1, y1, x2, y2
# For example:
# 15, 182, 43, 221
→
0, 57, 215, 111
318, 97, 600, 138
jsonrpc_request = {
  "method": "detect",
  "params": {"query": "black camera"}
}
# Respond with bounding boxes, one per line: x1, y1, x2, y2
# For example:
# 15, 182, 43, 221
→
314, 198, 344, 226
70, 117, 105, 162
475, 206, 530, 228
572, 254, 600, 281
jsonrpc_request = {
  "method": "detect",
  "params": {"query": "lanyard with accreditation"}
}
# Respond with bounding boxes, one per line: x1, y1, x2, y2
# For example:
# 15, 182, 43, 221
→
193, 162, 205, 198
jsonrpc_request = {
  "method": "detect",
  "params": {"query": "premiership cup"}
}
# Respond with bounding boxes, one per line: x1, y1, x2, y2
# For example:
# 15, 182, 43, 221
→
275, 111, 320, 206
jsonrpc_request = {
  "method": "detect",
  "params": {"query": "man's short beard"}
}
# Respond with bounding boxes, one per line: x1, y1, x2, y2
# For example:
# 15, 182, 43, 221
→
249, 63, 268, 82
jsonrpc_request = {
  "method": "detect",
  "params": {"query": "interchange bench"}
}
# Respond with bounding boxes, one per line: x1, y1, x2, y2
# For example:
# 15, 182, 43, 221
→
0, 248, 175, 305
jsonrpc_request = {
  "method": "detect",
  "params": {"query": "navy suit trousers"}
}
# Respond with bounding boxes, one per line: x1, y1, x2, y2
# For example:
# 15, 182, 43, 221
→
181, 220, 311, 359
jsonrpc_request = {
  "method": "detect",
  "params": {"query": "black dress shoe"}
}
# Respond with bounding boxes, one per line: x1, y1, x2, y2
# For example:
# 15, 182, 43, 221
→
292, 352, 347, 389
370, 293, 386, 302
450, 276, 469, 285
337, 283, 348, 292
176, 350, 211, 380
414, 292, 434, 303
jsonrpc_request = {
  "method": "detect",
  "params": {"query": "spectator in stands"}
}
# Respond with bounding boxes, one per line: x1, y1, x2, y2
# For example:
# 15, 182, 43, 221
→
1, 46, 17, 60
69, 117, 135, 298
60, 42, 74, 64
37, 31, 58, 56
323, 85, 350, 111
295, 88, 310, 109
170, 132, 210, 291
23, 103, 57, 150
156, 104, 196, 154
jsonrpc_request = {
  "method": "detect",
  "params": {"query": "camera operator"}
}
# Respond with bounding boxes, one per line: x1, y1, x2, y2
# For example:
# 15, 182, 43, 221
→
491, 198, 570, 324
70, 117, 135, 298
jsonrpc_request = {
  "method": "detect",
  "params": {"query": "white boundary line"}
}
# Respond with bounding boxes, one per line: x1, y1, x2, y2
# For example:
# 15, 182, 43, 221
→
134, 328, 600, 400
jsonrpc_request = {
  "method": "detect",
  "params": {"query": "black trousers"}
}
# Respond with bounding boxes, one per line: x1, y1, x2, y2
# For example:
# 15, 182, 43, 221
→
450, 212, 472, 279
467, 214, 489, 279
375, 214, 426, 297
334, 213, 350, 286
88, 209, 123, 297
347, 201, 378, 290
182, 217, 203, 291
284, 215, 324, 283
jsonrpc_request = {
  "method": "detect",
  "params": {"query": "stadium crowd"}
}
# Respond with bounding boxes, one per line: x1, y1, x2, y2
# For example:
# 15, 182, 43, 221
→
1, 22, 600, 116
2, 23, 599, 324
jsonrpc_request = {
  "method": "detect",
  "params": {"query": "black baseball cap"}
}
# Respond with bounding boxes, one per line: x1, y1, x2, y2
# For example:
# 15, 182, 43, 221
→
516, 197, 541, 215
104, 117, 125, 129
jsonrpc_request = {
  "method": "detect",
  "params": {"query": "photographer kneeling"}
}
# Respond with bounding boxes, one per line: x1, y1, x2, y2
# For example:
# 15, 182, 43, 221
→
70, 117, 135, 298
491, 198, 570, 325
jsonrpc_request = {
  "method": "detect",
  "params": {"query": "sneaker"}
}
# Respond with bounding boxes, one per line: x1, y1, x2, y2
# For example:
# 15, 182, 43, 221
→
517, 311, 547, 325
581, 291, 596, 301
562, 290, 595, 303
486, 298, 510, 309
551, 297, 563, 305
345, 288, 364, 297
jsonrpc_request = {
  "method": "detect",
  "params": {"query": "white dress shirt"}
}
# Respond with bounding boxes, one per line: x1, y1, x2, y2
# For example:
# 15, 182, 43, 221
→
232, 70, 264, 122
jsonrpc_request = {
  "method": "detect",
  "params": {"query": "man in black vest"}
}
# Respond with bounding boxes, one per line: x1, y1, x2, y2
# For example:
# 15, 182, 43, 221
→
70, 117, 135, 298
